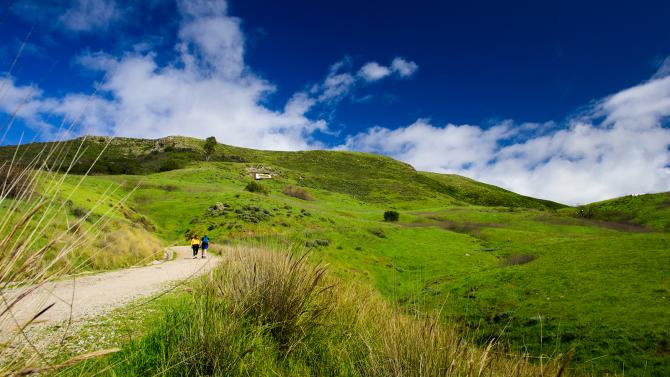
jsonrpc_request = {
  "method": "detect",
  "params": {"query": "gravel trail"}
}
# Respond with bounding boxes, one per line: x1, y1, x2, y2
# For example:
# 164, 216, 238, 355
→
1, 246, 219, 333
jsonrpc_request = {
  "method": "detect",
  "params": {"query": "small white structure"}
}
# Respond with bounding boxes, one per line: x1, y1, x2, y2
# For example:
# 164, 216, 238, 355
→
254, 173, 273, 180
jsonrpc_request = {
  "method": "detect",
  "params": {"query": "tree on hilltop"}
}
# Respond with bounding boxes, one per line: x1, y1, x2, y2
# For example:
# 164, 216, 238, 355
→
204, 136, 217, 160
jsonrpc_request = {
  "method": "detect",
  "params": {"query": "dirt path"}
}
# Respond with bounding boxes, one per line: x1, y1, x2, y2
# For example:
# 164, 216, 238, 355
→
1, 246, 219, 333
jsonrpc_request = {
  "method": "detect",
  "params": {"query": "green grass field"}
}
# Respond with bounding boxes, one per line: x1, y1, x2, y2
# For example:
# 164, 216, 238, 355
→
2, 136, 668, 375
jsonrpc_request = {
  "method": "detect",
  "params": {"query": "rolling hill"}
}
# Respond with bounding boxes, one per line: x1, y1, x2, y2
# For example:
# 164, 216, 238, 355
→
0, 136, 565, 209
571, 192, 670, 232
1, 136, 668, 375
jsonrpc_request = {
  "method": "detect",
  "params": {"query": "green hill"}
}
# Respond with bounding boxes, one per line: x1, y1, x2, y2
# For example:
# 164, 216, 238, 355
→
0, 136, 565, 209
420, 172, 565, 209
1, 136, 668, 375
570, 192, 670, 232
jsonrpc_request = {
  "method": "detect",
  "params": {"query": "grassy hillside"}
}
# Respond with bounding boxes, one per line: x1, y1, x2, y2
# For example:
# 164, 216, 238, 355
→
1, 136, 668, 375
421, 172, 565, 209
0, 136, 565, 209
569, 192, 670, 232
81, 161, 668, 375
0, 169, 163, 278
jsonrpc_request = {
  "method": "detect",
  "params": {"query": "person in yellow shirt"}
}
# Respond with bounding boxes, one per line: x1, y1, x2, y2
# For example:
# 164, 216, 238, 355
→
191, 236, 200, 258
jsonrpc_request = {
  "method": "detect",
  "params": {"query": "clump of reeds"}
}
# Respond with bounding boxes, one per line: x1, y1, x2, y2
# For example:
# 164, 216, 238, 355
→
209, 245, 334, 352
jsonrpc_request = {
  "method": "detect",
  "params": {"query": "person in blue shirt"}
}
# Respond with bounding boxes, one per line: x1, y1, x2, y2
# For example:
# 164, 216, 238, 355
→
200, 235, 209, 259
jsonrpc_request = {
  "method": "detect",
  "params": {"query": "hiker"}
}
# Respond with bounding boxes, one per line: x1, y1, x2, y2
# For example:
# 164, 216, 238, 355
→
191, 236, 200, 258
201, 234, 209, 259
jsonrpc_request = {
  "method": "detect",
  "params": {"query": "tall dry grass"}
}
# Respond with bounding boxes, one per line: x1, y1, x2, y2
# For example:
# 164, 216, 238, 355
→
0, 136, 160, 375
210, 246, 334, 353
76, 244, 575, 376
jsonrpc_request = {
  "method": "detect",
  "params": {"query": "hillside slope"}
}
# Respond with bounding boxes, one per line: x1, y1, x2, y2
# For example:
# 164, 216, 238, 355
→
570, 192, 670, 232
0, 136, 565, 209
420, 172, 564, 209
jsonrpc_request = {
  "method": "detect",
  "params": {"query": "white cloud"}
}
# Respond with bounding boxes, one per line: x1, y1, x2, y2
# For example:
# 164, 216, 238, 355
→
359, 62, 391, 82
357, 58, 418, 82
391, 57, 419, 77
8, 0, 666, 205
311, 56, 419, 103
318, 70, 356, 102
343, 73, 670, 204
2, 0, 328, 150
3, 1, 419, 151
59, 0, 122, 32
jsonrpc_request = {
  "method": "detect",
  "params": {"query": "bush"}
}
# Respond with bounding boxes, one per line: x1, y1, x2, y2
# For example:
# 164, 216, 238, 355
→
306, 239, 330, 248
245, 181, 269, 194
0, 165, 35, 199
282, 185, 313, 200
159, 157, 182, 172
383, 210, 400, 222
70, 206, 88, 218
236, 205, 272, 223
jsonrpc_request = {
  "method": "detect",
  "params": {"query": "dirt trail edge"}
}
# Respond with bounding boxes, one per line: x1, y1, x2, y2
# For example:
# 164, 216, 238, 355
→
1, 246, 219, 332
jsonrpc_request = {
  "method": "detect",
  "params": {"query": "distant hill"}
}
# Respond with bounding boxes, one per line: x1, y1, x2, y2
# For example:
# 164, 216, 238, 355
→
420, 172, 565, 209
573, 192, 670, 232
0, 136, 566, 209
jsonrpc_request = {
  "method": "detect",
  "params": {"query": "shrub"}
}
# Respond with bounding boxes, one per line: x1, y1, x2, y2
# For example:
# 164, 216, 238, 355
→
236, 205, 272, 223
70, 206, 88, 218
245, 181, 269, 194
282, 185, 313, 200
0, 165, 35, 199
383, 210, 400, 222
159, 157, 182, 172
306, 239, 330, 248
315, 239, 330, 246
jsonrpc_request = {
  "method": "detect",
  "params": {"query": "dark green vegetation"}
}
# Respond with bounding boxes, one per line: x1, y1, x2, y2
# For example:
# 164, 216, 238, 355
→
383, 210, 400, 222
2, 136, 669, 375
571, 192, 670, 232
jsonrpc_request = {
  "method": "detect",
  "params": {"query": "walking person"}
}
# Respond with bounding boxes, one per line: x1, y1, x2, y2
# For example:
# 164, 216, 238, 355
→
201, 234, 209, 259
191, 236, 200, 258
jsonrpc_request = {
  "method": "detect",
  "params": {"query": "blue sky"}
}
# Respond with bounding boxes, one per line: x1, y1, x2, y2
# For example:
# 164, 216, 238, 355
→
1, 0, 669, 204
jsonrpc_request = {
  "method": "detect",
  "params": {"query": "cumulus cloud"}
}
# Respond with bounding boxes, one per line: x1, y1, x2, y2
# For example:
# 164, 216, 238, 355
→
391, 57, 419, 77
312, 56, 419, 104
359, 62, 392, 81
2, 0, 330, 150
343, 73, 670, 204
2, 0, 419, 151
316, 61, 357, 102
358, 58, 418, 82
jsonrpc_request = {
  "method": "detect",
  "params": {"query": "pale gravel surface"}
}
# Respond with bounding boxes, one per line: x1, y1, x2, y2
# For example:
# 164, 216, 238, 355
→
1, 246, 219, 334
